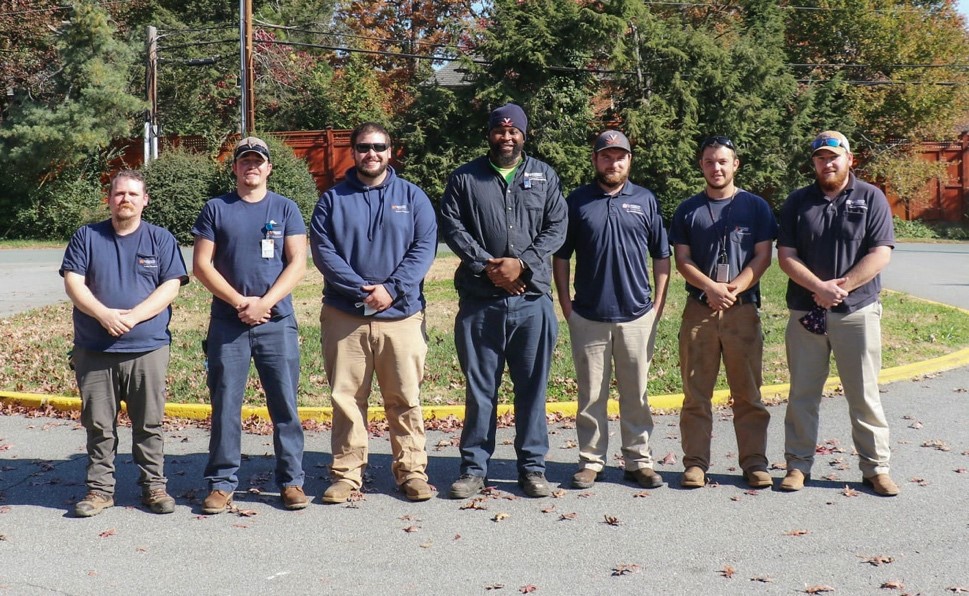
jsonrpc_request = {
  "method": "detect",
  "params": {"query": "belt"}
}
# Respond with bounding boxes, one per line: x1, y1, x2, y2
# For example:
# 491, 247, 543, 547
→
691, 292, 756, 307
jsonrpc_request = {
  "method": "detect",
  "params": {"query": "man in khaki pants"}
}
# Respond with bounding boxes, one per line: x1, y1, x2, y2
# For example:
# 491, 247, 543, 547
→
310, 122, 437, 503
777, 130, 897, 496
553, 130, 670, 490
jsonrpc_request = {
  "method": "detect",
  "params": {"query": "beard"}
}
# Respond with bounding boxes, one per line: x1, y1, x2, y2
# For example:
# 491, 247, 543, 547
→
489, 138, 524, 167
358, 160, 388, 181
595, 170, 628, 189
817, 168, 849, 194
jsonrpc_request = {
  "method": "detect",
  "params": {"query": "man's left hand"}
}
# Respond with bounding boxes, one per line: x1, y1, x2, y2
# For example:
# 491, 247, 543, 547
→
362, 284, 393, 312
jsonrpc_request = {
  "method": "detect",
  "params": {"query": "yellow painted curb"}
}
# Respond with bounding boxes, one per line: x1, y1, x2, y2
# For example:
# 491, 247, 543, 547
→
4, 346, 969, 423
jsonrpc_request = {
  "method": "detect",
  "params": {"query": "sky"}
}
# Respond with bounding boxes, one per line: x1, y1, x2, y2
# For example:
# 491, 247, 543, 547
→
960, 0, 969, 23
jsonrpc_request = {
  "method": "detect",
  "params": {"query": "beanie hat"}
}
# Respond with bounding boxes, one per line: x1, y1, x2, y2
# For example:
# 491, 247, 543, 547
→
489, 103, 528, 138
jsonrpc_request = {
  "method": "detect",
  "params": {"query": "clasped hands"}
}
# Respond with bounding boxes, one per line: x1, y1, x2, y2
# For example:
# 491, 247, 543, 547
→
485, 257, 526, 295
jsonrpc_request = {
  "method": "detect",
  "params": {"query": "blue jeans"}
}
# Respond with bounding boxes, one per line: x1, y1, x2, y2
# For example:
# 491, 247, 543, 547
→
204, 315, 305, 491
454, 294, 558, 477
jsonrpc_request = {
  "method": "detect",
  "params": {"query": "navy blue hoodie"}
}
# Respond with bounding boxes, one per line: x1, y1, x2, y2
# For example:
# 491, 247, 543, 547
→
310, 165, 437, 319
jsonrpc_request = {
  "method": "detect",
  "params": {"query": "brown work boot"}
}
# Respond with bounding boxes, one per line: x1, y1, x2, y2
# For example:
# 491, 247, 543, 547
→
624, 468, 664, 489
74, 492, 114, 518
202, 489, 233, 514
400, 478, 434, 502
863, 473, 900, 497
743, 468, 773, 489
281, 485, 310, 510
322, 480, 355, 504
571, 467, 602, 489
681, 466, 706, 489
780, 469, 807, 492
142, 488, 175, 514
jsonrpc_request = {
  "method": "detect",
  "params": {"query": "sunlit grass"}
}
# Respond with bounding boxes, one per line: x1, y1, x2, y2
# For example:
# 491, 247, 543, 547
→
2, 255, 968, 407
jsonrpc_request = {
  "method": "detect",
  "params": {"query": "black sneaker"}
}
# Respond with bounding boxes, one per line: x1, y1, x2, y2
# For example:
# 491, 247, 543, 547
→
518, 471, 551, 498
448, 474, 486, 499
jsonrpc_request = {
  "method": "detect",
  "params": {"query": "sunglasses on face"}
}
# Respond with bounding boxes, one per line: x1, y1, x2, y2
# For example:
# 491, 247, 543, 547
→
354, 143, 388, 153
699, 135, 736, 152
811, 137, 846, 151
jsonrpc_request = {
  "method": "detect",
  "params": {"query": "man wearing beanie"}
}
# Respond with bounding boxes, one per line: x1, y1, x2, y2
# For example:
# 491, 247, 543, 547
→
440, 103, 567, 499
553, 130, 670, 491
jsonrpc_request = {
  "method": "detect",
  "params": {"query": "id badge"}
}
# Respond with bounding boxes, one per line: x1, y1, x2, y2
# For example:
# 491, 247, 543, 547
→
261, 238, 275, 259
715, 263, 730, 283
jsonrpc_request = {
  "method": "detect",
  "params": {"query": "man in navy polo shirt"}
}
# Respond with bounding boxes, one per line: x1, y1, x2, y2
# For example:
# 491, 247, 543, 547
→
777, 130, 898, 496
192, 136, 309, 513
553, 129, 670, 490
61, 169, 188, 517
440, 103, 567, 499
669, 136, 777, 490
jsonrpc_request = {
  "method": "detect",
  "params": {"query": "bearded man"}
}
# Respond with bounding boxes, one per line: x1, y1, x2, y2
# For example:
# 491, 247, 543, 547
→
552, 130, 670, 491
440, 103, 567, 499
776, 130, 898, 497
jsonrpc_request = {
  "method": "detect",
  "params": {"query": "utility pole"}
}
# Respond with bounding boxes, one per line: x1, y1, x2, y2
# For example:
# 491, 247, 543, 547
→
239, 0, 255, 136
145, 26, 159, 163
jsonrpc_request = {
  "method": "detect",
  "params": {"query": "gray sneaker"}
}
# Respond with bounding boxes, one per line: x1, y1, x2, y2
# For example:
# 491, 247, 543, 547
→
448, 474, 485, 499
75, 492, 114, 517
518, 472, 551, 498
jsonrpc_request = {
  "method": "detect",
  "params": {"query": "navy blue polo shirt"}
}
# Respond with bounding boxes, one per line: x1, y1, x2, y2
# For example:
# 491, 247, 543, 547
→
669, 190, 777, 306
555, 180, 670, 322
777, 173, 894, 313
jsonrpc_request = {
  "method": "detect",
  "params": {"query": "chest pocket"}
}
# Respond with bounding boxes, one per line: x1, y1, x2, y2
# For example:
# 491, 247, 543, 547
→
136, 254, 161, 281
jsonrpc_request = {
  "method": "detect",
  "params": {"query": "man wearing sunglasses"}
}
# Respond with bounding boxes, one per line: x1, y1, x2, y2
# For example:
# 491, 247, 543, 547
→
440, 103, 567, 499
553, 130, 670, 491
310, 122, 437, 503
776, 130, 897, 496
669, 136, 777, 490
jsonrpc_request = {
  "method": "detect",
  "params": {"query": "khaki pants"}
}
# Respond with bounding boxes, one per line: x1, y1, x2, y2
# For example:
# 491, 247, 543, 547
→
784, 302, 890, 476
678, 298, 770, 472
321, 306, 429, 488
568, 309, 658, 472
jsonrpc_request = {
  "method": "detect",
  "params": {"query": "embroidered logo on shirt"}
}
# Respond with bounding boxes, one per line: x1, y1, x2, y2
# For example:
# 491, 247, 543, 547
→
391, 204, 410, 213
622, 203, 644, 214
138, 256, 158, 269
523, 172, 547, 183
845, 198, 868, 215
265, 229, 283, 239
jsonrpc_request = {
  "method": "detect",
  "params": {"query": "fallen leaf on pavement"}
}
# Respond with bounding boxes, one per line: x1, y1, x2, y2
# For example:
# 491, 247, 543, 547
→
403, 525, 420, 533
658, 452, 677, 466
611, 563, 640, 576
785, 529, 810, 536
492, 513, 510, 522
559, 512, 577, 521
98, 529, 116, 538
805, 585, 835, 593
551, 489, 567, 499
460, 499, 488, 511
603, 515, 621, 526
922, 439, 951, 452
540, 505, 556, 513
519, 585, 538, 593
633, 491, 650, 498
861, 555, 894, 566
842, 486, 859, 497
484, 583, 504, 590
880, 580, 904, 590
720, 565, 736, 578
750, 575, 773, 583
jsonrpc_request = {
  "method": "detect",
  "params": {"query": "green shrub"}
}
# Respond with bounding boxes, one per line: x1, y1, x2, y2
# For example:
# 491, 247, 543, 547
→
213, 134, 319, 224
893, 216, 969, 241
13, 159, 107, 240
892, 216, 935, 240
143, 148, 221, 245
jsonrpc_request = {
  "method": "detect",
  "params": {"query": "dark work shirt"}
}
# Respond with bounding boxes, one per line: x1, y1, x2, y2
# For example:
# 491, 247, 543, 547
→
555, 180, 670, 322
440, 154, 567, 299
777, 172, 894, 313
669, 190, 777, 306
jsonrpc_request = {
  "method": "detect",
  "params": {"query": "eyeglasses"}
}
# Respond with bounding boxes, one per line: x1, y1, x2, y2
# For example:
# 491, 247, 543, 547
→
699, 136, 736, 152
811, 137, 846, 151
354, 143, 388, 153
